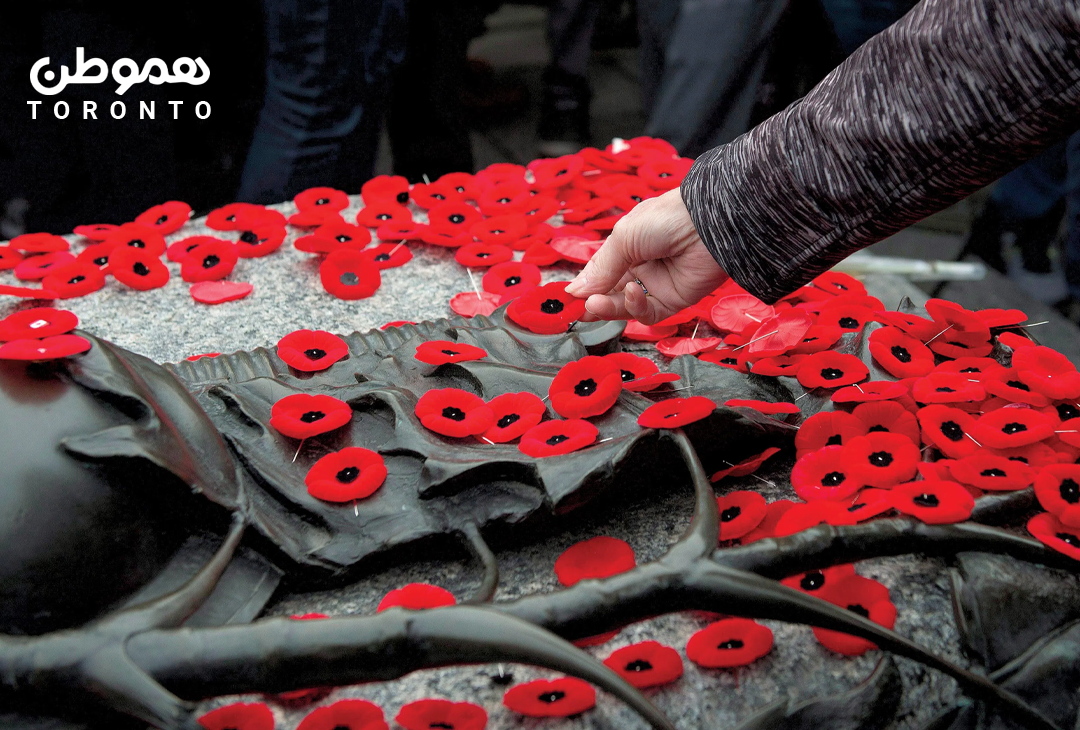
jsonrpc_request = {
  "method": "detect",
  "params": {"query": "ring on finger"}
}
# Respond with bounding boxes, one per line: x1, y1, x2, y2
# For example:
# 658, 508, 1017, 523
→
634, 278, 649, 297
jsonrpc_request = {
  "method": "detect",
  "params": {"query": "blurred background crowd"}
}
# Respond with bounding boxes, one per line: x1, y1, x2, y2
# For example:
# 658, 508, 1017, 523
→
1, 0, 1078, 323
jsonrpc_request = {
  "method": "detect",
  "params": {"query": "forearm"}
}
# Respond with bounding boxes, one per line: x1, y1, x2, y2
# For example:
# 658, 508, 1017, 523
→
681, 0, 1080, 303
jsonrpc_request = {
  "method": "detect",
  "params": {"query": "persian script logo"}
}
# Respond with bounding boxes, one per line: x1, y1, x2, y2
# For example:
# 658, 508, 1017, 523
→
31, 47, 209, 96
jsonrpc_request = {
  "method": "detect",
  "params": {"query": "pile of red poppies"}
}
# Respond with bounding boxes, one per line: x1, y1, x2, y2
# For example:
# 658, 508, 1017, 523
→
0, 306, 90, 361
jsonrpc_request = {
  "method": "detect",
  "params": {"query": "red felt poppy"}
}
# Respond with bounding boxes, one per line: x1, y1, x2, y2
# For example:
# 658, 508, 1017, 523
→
296, 222, 372, 254
14, 251, 76, 281
305, 447, 387, 502
976, 307, 1028, 328
831, 380, 909, 404
519, 418, 598, 457
0, 246, 24, 272
521, 197, 562, 227
518, 241, 561, 266
381, 321, 416, 329
1033, 464, 1080, 526
481, 392, 546, 443
791, 446, 863, 502
395, 700, 485, 730
361, 174, 411, 206
530, 154, 585, 188
506, 281, 586, 334
375, 222, 425, 243
986, 441, 1061, 468
603, 352, 679, 392
795, 411, 868, 457
741, 310, 813, 359
872, 310, 938, 341
0, 334, 91, 361
294, 186, 350, 212
356, 202, 413, 229
165, 235, 216, 263
197, 702, 275, 730
925, 298, 991, 345
468, 215, 527, 247
190, 281, 253, 305
716, 490, 768, 541
890, 480, 974, 524
103, 223, 167, 257
419, 227, 473, 249
482, 261, 541, 298
751, 354, 807, 377
846, 487, 896, 521
549, 356, 623, 418
181, 238, 238, 282
709, 447, 782, 483
935, 357, 1005, 381
297, 699, 388, 730
868, 326, 934, 378
409, 182, 459, 210
797, 351, 869, 389
0, 284, 59, 299
414, 340, 487, 366
851, 401, 921, 445
270, 393, 352, 440
809, 271, 866, 297
134, 200, 191, 234
547, 236, 601, 264
911, 372, 986, 404
358, 243, 411, 270
982, 368, 1051, 407
710, 295, 774, 332
780, 564, 857, 594
972, 405, 1057, 448
686, 618, 773, 668
320, 250, 381, 300
812, 575, 897, 656
9, 232, 70, 254
455, 241, 514, 268
1013, 345, 1080, 400
1028, 512, 1080, 561
998, 331, 1036, 350
637, 396, 716, 429
206, 202, 281, 231
772, 501, 851, 536
41, 261, 106, 299
277, 330, 349, 372
450, 291, 501, 317
739, 499, 796, 543
917, 405, 979, 458
234, 223, 286, 258
554, 536, 635, 586
948, 451, 1035, 491
377, 583, 456, 612
503, 677, 596, 718
788, 325, 842, 355
431, 172, 477, 201
638, 157, 694, 190
427, 201, 483, 234
475, 182, 531, 219
73, 223, 118, 242
657, 337, 723, 358
816, 302, 873, 334
621, 320, 678, 342
928, 337, 995, 360
109, 246, 170, 290
844, 432, 920, 487
599, 641, 683, 689
724, 399, 800, 415
415, 388, 494, 438
0, 308, 77, 341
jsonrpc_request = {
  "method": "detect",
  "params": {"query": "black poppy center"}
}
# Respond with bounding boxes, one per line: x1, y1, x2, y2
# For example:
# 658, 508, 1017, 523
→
1057, 532, 1080, 547
93, 256, 108, 266
67, 275, 85, 285
868, 424, 888, 433
449, 213, 466, 224
936, 386, 956, 393
336, 234, 352, 243
442, 406, 467, 421
800, 571, 825, 591
940, 420, 964, 441
822, 471, 846, 487
1002, 422, 1028, 435
847, 604, 871, 618
838, 316, 859, 329
201, 255, 220, 269
504, 276, 522, 287
981, 468, 1007, 477
300, 410, 325, 423
546, 434, 569, 446
868, 450, 894, 467
396, 191, 409, 204
497, 413, 521, 428
132, 262, 151, 276
336, 466, 360, 483
1007, 380, 1030, 391
432, 193, 446, 201
128, 239, 146, 248
316, 197, 330, 205
890, 345, 912, 363
574, 378, 597, 397
721, 357, 738, 365
155, 214, 169, 225
960, 366, 981, 373
475, 252, 492, 259
374, 253, 390, 261
1057, 403, 1080, 421
304, 348, 327, 360
625, 659, 653, 672
720, 506, 742, 522
620, 369, 636, 383
340, 271, 360, 286
240, 230, 259, 244
820, 367, 844, 380
440, 350, 460, 358
374, 213, 391, 221
913, 493, 940, 507
540, 298, 565, 314
826, 434, 843, 446
430, 724, 453, 730
497, 196, 512, 204
717, 639, 744, 650
539, 691, 566, 703
1061, 478, 1080, 504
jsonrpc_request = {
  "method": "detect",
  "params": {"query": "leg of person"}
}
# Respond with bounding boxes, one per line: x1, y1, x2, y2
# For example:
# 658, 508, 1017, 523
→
539, 0, 602, 156
1061, 131, 1080, 317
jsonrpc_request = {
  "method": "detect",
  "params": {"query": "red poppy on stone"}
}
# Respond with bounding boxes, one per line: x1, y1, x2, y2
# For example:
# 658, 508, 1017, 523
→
420, 227, 473, 249
376, 222, 425, 243
686, 618, 773, 668
554, 536, 635, 586
320, 250, 381, 300
890, 480, 975, 524
812, 575, 897, 656
503, 677, 596, 718
0, 284, 58, 299
549, 356, 623, 418
657, 336, 723, 358
521, 197, 562, 227
709, 447, 781, 483
181, 238, 238, 283
603, 352, 679, 392
797, 351, 869, 389
791, 446, 863, 502
871, 310, 938, 341
817, 301, 874, 334
296, 222, 372, 254
710, 295, 774, 332
73, 223, 118, 242
165, 236, 214, 263
395, 700, 486, 730
476, 182, 532, 218
482, 261, 542, 298
1013, 345, 1080, 400
197, 702, 275, 730
135, 200, 192, 234
0, 334, 92, 361
72, 245, 112, 269
277, 329, 349, 372
789, 325, 843, 355
14, 251, 76, 281
928, 337, 994, 360
436, 171, 480, 200
190, 281, 253, 305
296, 699, 389, 730
305, 447, 387, 503
998, 331, 1036, 350
795, 411, 868, 457
427, 201, 483, 234
235, 224, 287, 258
548, 236, 603, 264
1028, 512, 1080, 561
377, 583, 456, 612
811, 271, 867, 297
414, 340, 487, 366
982, 369, 1051, 407
450, 291, 501, 317
361, 175, 411, 207
773, 501, 852, 536
987, 440, 1061, 468
638, 157, 694, 190
506, 281, 586, 334
638, 396, 716, 429
972, 406, 1057, 448
831, 380, 909, 404
742, 310, 813, 359
621, 320, 678, 342
519, 418, 598, 457
846, 488, 896, 522
780, 564, 857, 594
10, 232, 70, 254
844, 432, 920, 487
41, 261, 106, 299
381, 321, 416, 329
0, 308, 77, 341
356, 202, 413, 229
109, 247, 170, 290
602, 641, 683, 689
270, 393, 352, 440
851, 401, 921, 445
751, 354, 807, 377
716, 490, 768, 541
947, 451, 1034, 491
519, 241, 561, 266
415, 388, 494, 438
481, 392, 546, 443
976, 307, 1027, 328
294, 186, 350, 212
911, 372, 986, 404
0, 245, 24, 271
925, 298, 991, 346
409, 182, 458, 209
724, 399, 800, 415
916, 405, 977, 459
530, 154, 586, 188
103, 223, 167, 257
469, 215, 528, 247
454, 241, 514, 268
358, 243, 411, 270
935, 357, 1004, 381
739, 499, 796, 543
1033, 464, 1080, 526
868, 326, 934, 378
206, 202, 280, 231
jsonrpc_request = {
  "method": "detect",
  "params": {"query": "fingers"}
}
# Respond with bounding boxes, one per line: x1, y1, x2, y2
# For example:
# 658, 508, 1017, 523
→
564, 223, 636, 298
579, 282, 679, 325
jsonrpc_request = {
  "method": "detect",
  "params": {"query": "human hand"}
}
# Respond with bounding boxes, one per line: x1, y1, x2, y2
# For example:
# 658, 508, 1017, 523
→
563, 188, 728, 324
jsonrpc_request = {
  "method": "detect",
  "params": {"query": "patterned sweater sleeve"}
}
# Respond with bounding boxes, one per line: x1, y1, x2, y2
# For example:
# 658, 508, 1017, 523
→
680, 0, 1080, 304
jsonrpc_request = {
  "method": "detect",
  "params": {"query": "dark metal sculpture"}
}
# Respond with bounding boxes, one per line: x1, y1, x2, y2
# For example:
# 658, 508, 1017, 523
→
0, 304, 1076, 730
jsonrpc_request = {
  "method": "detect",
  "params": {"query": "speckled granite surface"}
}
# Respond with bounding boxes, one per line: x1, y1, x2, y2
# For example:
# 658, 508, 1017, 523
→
1, 206, 972, 730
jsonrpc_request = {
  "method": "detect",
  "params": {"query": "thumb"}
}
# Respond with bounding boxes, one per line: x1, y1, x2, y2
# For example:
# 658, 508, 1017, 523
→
564, 225, 637, 298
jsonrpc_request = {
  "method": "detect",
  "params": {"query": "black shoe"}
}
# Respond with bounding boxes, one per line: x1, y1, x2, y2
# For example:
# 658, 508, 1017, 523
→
538, 67, 590, 158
